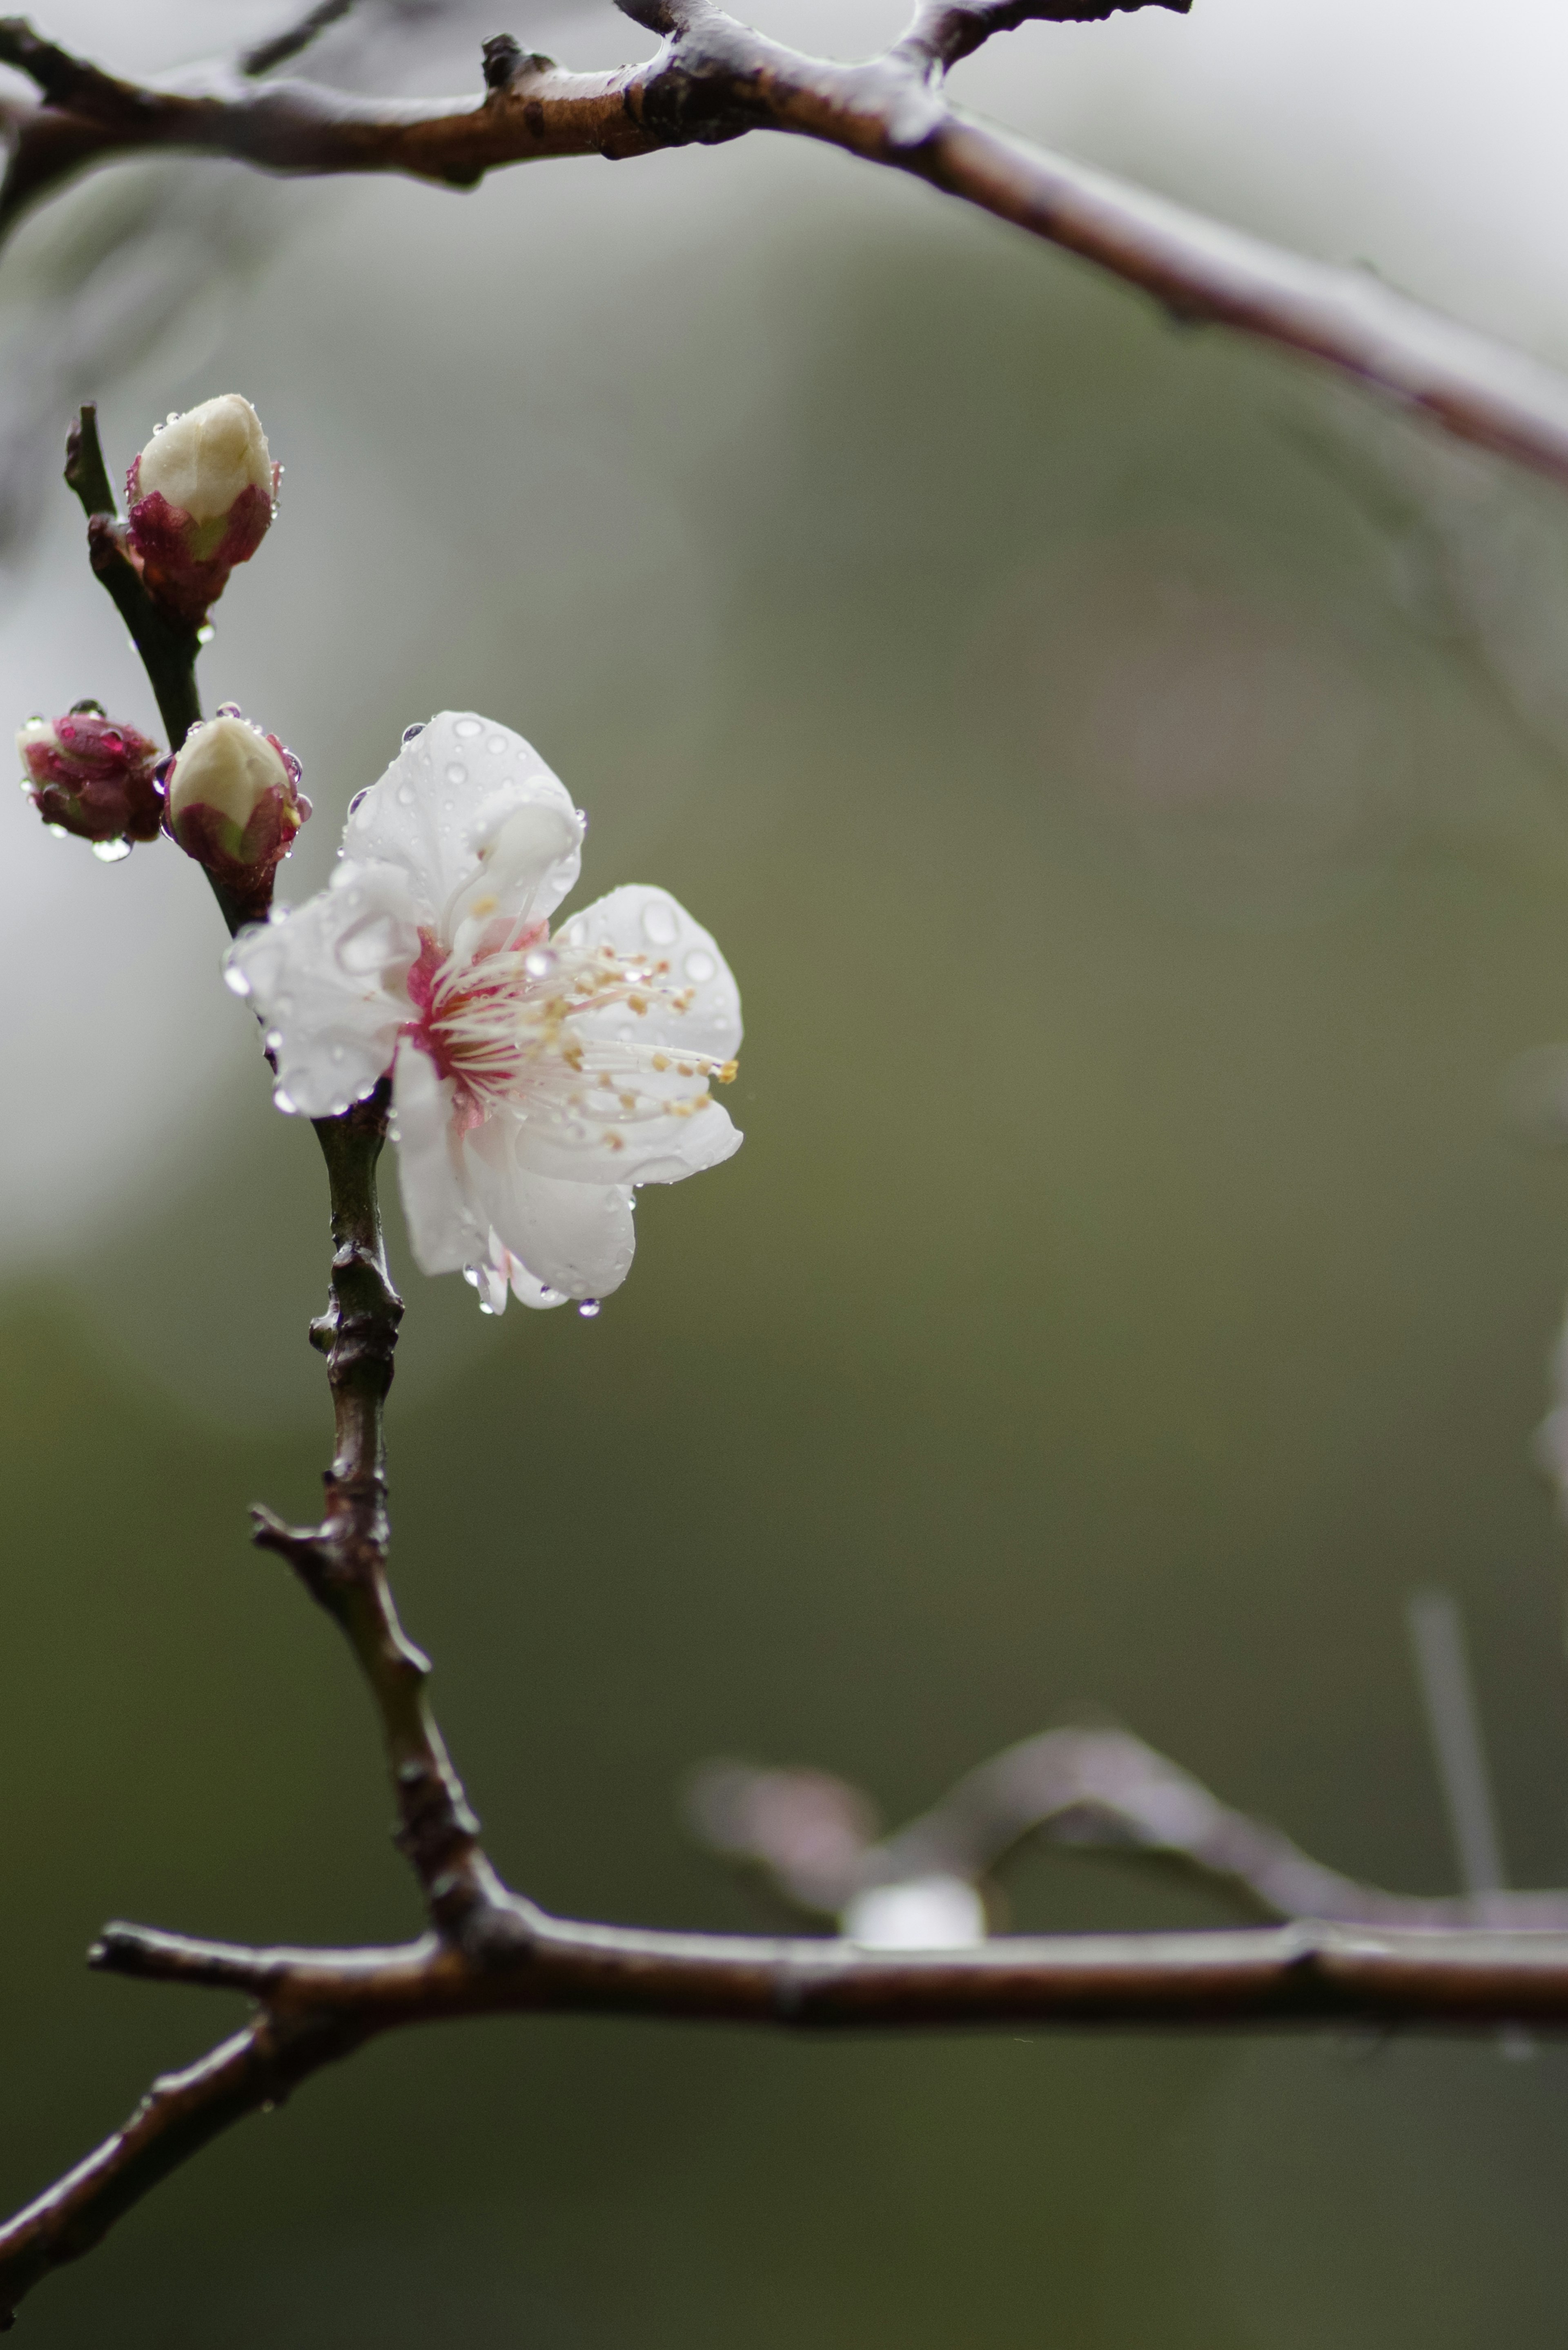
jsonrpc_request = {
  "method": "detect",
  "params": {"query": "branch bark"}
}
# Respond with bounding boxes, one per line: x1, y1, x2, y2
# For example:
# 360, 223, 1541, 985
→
7, 1902, 1568, 2325
250, 1087, 515, 1945
5, 3, 1568, 487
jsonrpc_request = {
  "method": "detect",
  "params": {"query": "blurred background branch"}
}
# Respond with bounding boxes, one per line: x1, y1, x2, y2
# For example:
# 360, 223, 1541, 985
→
4, 0, 1568, 494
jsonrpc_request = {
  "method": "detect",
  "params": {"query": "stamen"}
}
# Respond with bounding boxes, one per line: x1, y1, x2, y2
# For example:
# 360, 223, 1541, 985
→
416, 931, 737, 1127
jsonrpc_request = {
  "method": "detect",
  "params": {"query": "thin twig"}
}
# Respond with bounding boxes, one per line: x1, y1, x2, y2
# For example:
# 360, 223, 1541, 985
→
251, 1085, 514, 1943
241, 0, 360, 80
2, 7, 1568, 485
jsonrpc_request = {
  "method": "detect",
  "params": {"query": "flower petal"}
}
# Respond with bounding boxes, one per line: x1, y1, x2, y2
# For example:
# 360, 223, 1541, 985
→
462, 1116, 636, 1299
343, 713, 581, 932
393, 1039, 487, 1275
228, 861, 419, 1116
503, 1250, 572, 1312
508, 1085, 743, 1187
558, 884, 742, 1060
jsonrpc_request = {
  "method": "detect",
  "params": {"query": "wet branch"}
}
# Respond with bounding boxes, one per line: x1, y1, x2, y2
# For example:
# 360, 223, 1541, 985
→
12, 1715, 1568, 2325
4, 2, 1568, 486
250, 1087, 516, 1945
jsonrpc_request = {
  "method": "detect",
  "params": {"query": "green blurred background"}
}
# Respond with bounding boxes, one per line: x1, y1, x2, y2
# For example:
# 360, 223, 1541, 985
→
7, 1, 1568, 2340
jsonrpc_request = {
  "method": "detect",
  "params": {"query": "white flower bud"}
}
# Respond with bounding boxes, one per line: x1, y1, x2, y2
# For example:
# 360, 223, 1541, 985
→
167, 714, 290, 831
136, 394, 273, 526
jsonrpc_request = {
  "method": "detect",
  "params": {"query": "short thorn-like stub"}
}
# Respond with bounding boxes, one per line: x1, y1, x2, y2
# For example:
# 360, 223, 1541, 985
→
17, 704, 162, 855
164, 707, 310, 910
126, 393, 278, 625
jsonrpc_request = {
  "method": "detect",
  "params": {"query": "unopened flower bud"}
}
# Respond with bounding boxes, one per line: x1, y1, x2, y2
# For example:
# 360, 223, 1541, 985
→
163, 708, 311, 907
18, 702, 161, 854
126, 394, 278, 625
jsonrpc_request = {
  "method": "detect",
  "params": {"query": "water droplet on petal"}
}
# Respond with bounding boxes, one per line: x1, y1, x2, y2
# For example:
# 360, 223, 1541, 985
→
273, 1084, 298, 1113
486, 735, 507, 754
91, 837, 131, 863
44, 822, 67, 839
524, 948, 557, 979
641, 899, 678, 945
684, 949, 716, 982
264, 1029, 283, 1051
396, 783, 416, 806
348, 789, 369, 815
454, 718, 483, 739
216, 701, 242, 718
445, 763, 468, 786
402, 722, 426, 743
578, 1299, 601, 1319
224, 965, 252, 997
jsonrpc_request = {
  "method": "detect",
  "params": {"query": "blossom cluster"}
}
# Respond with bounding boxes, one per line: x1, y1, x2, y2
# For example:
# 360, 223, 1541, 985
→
16, 389, 744, 1318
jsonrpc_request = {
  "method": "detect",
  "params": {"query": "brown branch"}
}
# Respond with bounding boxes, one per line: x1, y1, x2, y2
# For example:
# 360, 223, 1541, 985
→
14, 1717, 1568, 2325
250, 1085, 515, 1945
3, 6, 1568, 485
81, 1907, 1568, 2033
3, 1901, 1567, 2322
0, 2018, 367, 2327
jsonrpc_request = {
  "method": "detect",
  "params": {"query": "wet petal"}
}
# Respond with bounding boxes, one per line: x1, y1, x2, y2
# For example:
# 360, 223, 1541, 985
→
463, 1117, 636, 1299
343, 713, 581, 932
503, 1251, 572, 1312
228, 861, 418, 1116
508, 1082, 742, 1187
556, 885, 742, 1061
393, 1040, 486, 1275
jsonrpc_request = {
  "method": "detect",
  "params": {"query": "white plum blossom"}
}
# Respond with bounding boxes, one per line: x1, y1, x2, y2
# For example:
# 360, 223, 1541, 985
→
227, 713, 742, 1312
